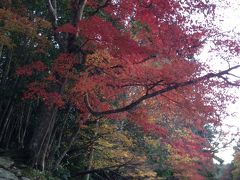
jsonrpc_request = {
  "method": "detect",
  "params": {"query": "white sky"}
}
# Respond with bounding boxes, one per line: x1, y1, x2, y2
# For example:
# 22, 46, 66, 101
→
198, 1, 240, 164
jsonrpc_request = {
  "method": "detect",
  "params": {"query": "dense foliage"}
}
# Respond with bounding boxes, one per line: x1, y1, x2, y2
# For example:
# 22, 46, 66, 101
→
0, 0, 239, 179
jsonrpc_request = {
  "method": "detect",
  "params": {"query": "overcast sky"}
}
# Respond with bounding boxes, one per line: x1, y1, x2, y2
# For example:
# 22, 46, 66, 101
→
198, 1, 240, 164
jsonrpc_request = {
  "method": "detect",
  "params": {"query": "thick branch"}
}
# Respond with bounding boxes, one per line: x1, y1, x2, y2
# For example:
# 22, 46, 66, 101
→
85, 65, 240, 116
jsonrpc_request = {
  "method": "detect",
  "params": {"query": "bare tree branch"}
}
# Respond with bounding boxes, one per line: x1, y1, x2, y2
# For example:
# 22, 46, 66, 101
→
227, 73, 240, 79
219, 75, 240, 86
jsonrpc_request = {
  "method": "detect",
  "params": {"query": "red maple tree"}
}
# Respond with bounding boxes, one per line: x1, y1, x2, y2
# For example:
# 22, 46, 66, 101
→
15, 0, 240, 176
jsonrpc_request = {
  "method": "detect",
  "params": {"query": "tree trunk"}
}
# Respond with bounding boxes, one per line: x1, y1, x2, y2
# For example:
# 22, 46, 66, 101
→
0, 104, 14, 143
20, 103, 32, 148
29, 76, 67, 170
1, 49, 13, 87
53, 127, 80, 170
84, 121, 99, 180
29, 104, 58, 170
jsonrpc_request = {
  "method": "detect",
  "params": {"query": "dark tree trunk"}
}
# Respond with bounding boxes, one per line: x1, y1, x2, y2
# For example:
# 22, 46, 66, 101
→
29, 103, 58, 170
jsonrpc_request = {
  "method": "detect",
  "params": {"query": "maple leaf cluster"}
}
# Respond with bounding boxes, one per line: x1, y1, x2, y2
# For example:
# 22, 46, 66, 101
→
16, 61, 47, 76
22, 82, 64, 108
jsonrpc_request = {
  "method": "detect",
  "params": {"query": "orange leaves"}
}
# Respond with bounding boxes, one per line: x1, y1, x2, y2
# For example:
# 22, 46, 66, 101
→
86, 50, 114, 67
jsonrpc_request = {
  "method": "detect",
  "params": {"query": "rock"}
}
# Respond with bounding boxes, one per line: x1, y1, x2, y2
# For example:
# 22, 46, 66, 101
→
11, 167, 22, 176
0, 168, 18, 180
0, 157, 14, 169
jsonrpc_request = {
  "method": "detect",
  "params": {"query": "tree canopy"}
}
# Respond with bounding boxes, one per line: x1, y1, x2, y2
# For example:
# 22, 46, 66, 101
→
0, 0, 239, 179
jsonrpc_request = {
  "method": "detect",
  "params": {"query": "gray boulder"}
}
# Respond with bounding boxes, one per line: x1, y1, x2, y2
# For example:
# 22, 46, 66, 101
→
0, 157, 14, 169
0, 168, 18, 180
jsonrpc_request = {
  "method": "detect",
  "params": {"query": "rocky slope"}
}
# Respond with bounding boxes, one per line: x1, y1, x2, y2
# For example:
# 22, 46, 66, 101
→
0, 156, 30, 180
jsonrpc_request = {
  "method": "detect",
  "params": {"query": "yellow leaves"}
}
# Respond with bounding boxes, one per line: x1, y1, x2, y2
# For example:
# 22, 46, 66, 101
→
97, 139, 113, 148
147, 116, 156, 124
108, 149, 132, 159
0, 9, 51, 32
1, 9, 33, 35
87, 50, 108, 64
117, 133, 133, 147
95, 123, 116, 132
88, 122, 135, 169
82, 121, 162, 179
92, 148, 132, 169
96, 123, 133, 147
171, 153, 192, 164
144, 136, 159, 148
127, 169, 158, 179
175, 129, 189, 138
134, 155, 147, 163
167, 141, 193, 163
0, 32, 15, 47
86, 50, 116, 68
123, 154, 158, 179
0, 8, 51, 52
